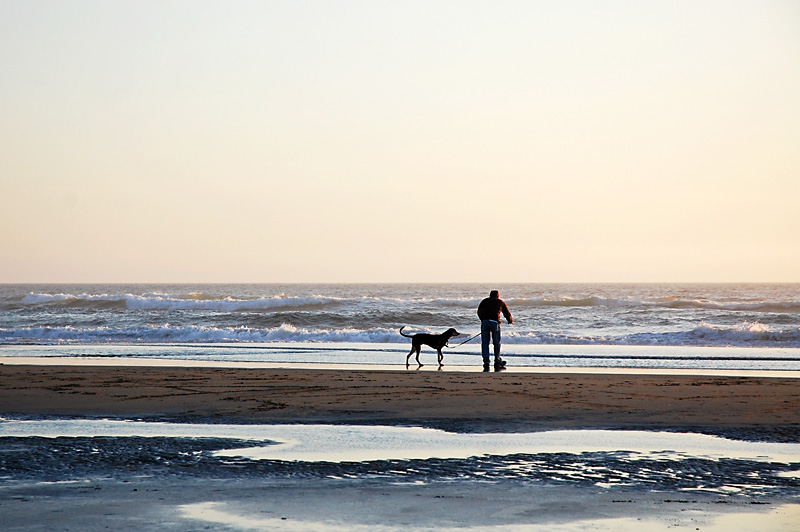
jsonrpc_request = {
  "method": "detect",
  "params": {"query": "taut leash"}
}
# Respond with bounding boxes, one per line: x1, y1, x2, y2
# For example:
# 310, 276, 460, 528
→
447, 332, 481, 348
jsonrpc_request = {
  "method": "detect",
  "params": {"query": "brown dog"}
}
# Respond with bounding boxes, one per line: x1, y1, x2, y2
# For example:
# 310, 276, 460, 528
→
400, 326, 460, 367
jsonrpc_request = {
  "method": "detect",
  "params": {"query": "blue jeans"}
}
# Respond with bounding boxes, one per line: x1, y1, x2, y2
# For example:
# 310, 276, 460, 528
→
481, 320, 501, 363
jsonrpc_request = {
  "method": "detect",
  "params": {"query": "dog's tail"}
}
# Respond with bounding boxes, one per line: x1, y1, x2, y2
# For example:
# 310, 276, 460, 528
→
399, 326, 414, 338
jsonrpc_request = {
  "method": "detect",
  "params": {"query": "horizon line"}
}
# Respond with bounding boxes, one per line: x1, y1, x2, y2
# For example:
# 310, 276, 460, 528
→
2, 280, 799, 285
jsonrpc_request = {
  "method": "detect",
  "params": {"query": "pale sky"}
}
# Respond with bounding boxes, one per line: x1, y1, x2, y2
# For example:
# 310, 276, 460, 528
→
1, 1, 798, 283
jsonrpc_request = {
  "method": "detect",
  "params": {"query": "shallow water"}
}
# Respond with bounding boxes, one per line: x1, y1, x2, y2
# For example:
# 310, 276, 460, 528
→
2, 420, 799, 464
3, 342, 800, 374
1, 419, 798, 500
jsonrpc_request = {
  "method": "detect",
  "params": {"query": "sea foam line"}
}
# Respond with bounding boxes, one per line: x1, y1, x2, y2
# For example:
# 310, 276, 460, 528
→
2, 323, 799, 347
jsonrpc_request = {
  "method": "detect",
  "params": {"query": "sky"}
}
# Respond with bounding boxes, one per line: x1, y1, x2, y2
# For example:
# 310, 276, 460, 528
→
1, 1, 798, 283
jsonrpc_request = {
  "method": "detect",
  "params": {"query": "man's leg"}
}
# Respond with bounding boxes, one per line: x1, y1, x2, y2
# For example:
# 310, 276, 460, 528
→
493, 324, 505, 366
480, 320, 491, 364
493, 325, 501, 356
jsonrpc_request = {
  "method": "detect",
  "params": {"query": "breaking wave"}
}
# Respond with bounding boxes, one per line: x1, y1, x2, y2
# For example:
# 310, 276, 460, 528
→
2, 322, 799, 348
0, 324, 401, 344
503, 322, 800, 347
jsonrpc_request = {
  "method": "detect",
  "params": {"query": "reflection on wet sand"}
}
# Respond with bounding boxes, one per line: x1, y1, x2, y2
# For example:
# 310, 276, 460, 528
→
179, 501, 800, 532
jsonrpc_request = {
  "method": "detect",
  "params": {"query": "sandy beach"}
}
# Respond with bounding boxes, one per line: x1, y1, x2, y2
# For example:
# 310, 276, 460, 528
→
1, 364, 798, 435
2, 364, 799, 531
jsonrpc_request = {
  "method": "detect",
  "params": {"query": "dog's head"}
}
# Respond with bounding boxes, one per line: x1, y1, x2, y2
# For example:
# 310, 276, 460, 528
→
444, 328, 459, 338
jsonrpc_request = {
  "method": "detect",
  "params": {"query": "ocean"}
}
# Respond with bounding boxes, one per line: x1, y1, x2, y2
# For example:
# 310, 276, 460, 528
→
2, 283, 799, 371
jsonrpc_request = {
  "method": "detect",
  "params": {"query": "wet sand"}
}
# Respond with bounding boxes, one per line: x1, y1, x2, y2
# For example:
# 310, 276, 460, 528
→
2, 363, 799, 531
1, 364, 798, 437
3, 477, 799, 532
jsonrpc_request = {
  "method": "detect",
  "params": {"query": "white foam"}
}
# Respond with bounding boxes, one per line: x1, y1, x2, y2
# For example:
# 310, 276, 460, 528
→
2, 321, 800, 348
0, 324, 406, 344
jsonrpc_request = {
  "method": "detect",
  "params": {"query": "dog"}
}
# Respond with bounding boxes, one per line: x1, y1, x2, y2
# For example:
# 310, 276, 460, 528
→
400, 326, 460, 367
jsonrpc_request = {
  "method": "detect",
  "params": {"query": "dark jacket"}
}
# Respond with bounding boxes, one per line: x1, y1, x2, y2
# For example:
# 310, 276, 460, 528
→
477, 296, 513, 324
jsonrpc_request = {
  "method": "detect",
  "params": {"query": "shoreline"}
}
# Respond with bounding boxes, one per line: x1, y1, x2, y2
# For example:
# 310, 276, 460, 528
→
3, 355, 800, 379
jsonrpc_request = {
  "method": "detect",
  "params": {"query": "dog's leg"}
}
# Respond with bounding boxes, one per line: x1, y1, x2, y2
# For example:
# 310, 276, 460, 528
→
437, 349, 444, 367
406, 347, 416, 367
415, 346, 423, 367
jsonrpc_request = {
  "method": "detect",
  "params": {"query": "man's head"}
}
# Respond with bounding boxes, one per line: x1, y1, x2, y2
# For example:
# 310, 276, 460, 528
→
490, 290, 499, 298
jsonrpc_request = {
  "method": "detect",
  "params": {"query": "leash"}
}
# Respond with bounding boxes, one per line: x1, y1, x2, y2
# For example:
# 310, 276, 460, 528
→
446, 320, 515, 348
446, 332, 481, 348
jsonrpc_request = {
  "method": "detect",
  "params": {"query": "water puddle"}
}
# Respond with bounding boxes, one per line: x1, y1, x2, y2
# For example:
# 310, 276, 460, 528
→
1, 419, 798, 464
2, 419, 799, 499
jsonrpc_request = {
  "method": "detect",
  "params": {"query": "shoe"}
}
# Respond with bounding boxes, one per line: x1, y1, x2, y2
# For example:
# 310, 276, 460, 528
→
494, 358, 506, 368
482, 361, 490, 371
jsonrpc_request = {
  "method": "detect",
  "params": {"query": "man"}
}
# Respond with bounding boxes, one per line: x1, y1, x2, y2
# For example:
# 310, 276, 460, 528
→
477, 290, 513, 370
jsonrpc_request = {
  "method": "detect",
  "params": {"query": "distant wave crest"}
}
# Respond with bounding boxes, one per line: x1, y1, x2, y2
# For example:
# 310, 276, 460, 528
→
508, 297, 800, 313
21, 292, 344, 312
21, 292, 800, 314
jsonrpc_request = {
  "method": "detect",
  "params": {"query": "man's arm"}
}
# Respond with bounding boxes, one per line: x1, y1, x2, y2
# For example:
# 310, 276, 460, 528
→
502, 302, 513, 324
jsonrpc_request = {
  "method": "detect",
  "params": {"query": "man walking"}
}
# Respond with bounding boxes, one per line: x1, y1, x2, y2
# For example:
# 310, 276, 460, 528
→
477, 290, 513, 370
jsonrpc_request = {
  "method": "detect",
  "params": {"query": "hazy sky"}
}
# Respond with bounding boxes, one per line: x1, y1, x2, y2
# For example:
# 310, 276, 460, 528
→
2, 1, 798, 283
